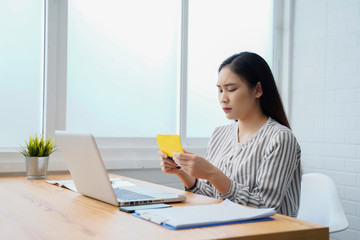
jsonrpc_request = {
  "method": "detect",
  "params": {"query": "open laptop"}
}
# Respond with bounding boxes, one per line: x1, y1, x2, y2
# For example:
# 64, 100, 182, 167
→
55, 131, 186, 206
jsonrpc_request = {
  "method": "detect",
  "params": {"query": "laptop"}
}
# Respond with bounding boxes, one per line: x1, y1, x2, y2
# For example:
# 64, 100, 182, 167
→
55, 131, 186, 206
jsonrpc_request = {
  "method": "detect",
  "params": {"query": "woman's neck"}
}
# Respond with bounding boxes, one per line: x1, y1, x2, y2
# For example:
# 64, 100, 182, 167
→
237, 113, 269, 143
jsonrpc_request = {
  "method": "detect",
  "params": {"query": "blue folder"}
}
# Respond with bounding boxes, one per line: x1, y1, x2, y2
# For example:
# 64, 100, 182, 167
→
131, 199, 276, 230
132, 212, 274, 230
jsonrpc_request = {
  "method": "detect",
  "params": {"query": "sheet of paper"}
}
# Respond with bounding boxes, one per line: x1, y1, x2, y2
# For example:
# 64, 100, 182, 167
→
156, 134, 184, 157
46, 179, 78, 192
136, 199, 276, 228
46, 178, 127, 192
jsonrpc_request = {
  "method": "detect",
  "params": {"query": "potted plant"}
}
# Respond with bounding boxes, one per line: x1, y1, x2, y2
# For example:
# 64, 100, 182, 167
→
20, 135, 56, 179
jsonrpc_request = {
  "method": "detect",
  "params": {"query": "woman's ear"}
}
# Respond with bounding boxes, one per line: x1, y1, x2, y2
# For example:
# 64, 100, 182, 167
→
255, 82, 263, 98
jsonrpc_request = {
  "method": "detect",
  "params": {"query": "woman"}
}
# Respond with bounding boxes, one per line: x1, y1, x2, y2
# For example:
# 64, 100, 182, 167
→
159, 52, 301, 217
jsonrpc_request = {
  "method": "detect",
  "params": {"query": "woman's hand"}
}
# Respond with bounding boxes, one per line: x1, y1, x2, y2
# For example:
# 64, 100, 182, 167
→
158, 151, 197, 189
173, 150, 231, 194
172, 151, 216, 179
158, 151, 182, 174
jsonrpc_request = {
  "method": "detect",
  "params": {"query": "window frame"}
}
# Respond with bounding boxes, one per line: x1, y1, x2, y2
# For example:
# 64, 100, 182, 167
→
0, 0, 287, 173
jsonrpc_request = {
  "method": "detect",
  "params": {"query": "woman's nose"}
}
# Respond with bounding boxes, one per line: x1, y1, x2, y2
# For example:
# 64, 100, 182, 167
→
220, 93, 229, 103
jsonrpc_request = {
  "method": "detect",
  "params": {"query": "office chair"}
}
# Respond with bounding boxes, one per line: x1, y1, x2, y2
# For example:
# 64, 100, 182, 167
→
297, 173, 349, 233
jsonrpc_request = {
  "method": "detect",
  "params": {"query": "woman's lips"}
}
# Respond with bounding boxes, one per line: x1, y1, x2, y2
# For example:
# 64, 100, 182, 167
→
223, 108, 232, 113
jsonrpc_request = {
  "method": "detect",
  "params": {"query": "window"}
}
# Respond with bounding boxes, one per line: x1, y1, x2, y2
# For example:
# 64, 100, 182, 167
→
0, 0, 44, 148
67, 0, 181, 137
67, 0, 274, 139
0, 0, 276, 172
186, 0, 274, 138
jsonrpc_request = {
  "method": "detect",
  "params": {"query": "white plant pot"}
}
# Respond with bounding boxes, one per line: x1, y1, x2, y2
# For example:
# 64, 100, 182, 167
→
25, 156, 49, 179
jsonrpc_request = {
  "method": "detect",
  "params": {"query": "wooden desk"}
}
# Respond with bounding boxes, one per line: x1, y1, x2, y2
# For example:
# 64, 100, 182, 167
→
0, 174, 328, 240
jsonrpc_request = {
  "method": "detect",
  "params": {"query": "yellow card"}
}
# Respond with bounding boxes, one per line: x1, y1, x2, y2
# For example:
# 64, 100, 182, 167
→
156, 134, 184, 157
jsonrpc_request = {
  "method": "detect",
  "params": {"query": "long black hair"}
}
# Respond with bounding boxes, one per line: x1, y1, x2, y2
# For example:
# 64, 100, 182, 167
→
219, 52, 290, 129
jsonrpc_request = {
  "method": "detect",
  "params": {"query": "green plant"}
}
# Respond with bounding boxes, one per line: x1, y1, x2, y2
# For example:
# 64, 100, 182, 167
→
20, 135, 56, 157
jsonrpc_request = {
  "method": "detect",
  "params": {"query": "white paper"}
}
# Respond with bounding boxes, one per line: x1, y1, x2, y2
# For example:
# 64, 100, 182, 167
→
46, 178, 129, 192
136, 199, 276, 228
46, 179, 78, 192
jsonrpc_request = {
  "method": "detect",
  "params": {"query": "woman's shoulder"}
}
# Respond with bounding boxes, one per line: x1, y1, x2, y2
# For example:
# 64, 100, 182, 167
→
266, 118, 300, 148
266, 118, 293, 135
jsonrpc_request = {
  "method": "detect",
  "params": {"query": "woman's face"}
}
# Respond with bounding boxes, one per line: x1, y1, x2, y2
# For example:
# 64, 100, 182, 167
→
217, 66, 262, 120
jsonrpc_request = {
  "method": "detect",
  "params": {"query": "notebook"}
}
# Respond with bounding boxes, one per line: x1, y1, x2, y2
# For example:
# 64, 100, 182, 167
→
133, 199, 275, 230
55, 131, 186, 206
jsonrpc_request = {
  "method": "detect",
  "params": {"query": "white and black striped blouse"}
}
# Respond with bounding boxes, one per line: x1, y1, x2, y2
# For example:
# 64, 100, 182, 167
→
186, 117, 301, 217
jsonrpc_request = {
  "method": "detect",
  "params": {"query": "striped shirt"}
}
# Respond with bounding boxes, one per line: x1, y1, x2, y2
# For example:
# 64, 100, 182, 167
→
186, 117, 301, 217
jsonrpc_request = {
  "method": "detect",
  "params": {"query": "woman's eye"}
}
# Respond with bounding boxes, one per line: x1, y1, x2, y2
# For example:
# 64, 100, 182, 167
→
228, 89, 237, 92
218, 89, 223, 93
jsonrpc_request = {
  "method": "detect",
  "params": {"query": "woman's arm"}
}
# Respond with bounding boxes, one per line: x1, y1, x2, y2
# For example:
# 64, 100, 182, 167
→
175, 171, 197, 189
172, 152, 231, 194
219, 131, 301, 212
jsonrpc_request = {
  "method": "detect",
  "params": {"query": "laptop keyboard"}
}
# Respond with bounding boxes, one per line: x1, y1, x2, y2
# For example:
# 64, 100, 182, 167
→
113, 188, 154, 200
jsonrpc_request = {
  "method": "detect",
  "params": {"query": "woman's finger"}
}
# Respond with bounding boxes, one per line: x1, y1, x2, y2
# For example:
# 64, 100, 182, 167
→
163, 158, 178, 167
157, 151, 168, 159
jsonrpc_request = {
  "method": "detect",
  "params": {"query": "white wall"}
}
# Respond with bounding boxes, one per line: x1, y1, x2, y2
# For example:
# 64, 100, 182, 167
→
291, 0, 360, 239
